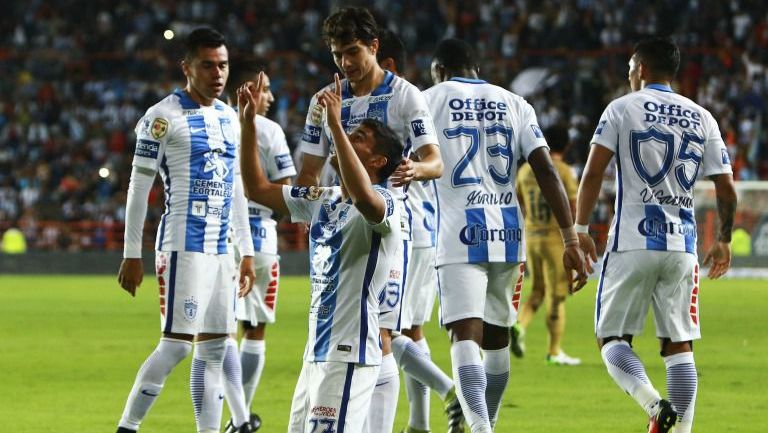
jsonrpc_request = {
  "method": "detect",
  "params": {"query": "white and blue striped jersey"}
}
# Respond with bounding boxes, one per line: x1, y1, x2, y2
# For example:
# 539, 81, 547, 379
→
299, 71, 439, 237
283, 185, 401, 365
424, 78, 548, 266
248, 115, 296, 255
592, 84, 732, 254
132, 89, 240, 254
407, 180, 437, 248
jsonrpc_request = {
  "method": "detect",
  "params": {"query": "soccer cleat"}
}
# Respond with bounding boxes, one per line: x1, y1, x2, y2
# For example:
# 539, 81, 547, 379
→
546, 351, 581, 366
648, 399, 677, 433
444, 388, 465, 433
116, 428, 136, 433
249, 413, 262, 431
222, 420, 253, 433
509, 324, 525, 358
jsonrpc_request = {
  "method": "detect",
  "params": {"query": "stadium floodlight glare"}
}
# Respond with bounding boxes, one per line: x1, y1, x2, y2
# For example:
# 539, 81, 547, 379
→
98, 167, 110, 178
163, 29, 174, 40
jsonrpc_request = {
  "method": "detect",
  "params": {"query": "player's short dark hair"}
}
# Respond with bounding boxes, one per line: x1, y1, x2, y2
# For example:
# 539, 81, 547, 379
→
376, 29, 406, 70
633, 36, 680, 78
225, 57, 268, 99
184, 27, 227, 62
359, 119, 403, 180
322, 7, 379, 47
544, 125, 569, 153
432, 38, 478, 73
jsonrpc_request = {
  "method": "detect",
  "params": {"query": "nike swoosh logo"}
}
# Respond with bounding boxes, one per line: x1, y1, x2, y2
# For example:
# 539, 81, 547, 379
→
141, 390, 159, 397
375, 381, 390, 387
190, 127, 206, 134
218, 394, 225, 400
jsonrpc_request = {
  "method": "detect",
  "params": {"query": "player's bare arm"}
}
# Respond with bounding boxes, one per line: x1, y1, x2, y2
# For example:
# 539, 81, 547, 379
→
390, 144, 443, 187
319, 74, 387, 223
296, 153, 326, 187
527, 146, 588, 292
575, 143, 615, 273
703, 173, 737, 279
118, 165, 156, 296
238, 73, 290, 216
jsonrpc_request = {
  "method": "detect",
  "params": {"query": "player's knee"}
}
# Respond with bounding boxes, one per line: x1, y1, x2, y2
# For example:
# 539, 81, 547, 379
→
193, 337, 227, 362
482, 322, 509, 350
659, 338, 692, 357
598, 335, 633, 349
158, 337, 193, 362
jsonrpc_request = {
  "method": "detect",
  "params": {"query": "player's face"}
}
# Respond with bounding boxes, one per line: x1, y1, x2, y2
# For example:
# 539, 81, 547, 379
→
183, 45, 229, 105
330, 39, 379, 84
329, 124, 381, 178
628, 55, 642, 92
253, 73, 274, 116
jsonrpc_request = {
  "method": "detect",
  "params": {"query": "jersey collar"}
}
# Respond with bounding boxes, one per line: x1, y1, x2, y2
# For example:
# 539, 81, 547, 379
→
644, 83, 673, 93
449, 77, 487, 84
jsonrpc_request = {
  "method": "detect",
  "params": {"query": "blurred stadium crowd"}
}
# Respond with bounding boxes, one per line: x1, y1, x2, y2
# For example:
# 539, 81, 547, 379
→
1, 0, 766, 251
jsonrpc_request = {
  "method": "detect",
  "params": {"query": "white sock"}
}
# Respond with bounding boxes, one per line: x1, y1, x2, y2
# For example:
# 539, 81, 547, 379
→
118, 338, 192, 430
392, 335, 454, 398
483, 346, 510, 427
404, 339, 432, 431
191, 338, 227, 433
240, 338, 265, 409
451, 340, 491, 433
366, 353, 400, 433
601, 340, 661, 415
222, 337, 249, 427
665, 352, 697, 432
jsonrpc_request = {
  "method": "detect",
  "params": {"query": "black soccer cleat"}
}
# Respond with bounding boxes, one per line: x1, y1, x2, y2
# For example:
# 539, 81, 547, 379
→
647, 399, 677, 433
116, 428, 137, 433
222, 420, 252, 433
249, 413, 262, 431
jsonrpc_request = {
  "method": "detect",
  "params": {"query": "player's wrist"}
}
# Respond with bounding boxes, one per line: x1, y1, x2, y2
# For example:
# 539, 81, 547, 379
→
574, 223, 589, 234
560, 225, 579, 247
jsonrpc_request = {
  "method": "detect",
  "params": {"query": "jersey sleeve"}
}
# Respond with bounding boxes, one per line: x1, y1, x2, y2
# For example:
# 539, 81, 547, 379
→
700, 110, 733, 177
132, 107, 171, 172
517, 102, 549, 160
282, 185, 326, 223
591, 101, 621, 152
401, 85, 439, 153
299, 92, 329, 157
368, 187, 397, 234
266, 122, 297, 180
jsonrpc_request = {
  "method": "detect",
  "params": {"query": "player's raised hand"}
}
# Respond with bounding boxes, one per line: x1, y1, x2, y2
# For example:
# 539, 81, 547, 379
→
702, 241, 731, 279
237, 71, 264, 124
563, 245, 588, 293
390, 157, 415, 187
578, 232, 598, 274
118, 258, 143, 297
318, 73, 342, 126
238, 256, 256, 297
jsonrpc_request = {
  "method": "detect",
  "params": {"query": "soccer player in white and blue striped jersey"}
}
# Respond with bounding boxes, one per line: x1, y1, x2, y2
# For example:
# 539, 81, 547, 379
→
425, 39, 588, 433
238, 73, 402, 433
575, 37, 737, 433
116, 28, 256, 433
296, 8, 446, 433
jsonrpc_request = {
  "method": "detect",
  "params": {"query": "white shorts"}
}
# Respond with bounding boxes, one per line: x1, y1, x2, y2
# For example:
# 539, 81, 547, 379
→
379, 238, 412, 331
437, 262, 525, 327
155, 250, 237, 335
595, 250, 701, 342
400, 246, 437, 329
235, 252, 280, 325
288, 361, 379, 433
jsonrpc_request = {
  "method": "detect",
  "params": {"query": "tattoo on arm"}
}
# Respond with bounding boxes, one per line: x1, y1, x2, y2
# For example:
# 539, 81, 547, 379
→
717, 196, 736, 243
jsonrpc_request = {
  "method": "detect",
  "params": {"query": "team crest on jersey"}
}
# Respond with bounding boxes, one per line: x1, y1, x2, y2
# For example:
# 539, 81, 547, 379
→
183, 297, 198, 321
310, 103, 324, 125
203, 151, 229, 180
312, 244, 334, 275
721, 148, 731, 165
151, 118, 169, 139
531, 124, 544, 138
594, 120, 607, 136
219, 117, 235, 143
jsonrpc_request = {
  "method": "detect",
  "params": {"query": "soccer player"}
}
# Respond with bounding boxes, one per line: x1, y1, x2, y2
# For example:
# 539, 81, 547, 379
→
220, 58, 296, 433
376, 28, 457, 433
511, 124, 582, 365
295, 8, 448, 433
238, 73, 403, 433
116, 28, 256, 433
425, 38, 588, 433
574, 36, 736, 433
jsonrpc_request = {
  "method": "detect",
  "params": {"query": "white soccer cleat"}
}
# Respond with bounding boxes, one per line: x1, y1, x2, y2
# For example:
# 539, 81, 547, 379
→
546, 351, 582, 366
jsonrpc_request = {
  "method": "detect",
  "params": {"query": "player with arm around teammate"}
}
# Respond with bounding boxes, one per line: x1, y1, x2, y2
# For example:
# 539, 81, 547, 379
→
295, 8, 446, 433
115, 28, 255, 433
424, 38, 588, 433
220, 58, 296, 433
574, 36, 737, 433
239, 73, 403, 433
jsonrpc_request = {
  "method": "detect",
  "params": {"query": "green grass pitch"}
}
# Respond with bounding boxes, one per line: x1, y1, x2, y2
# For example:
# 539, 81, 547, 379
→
0, 274, 765, 432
